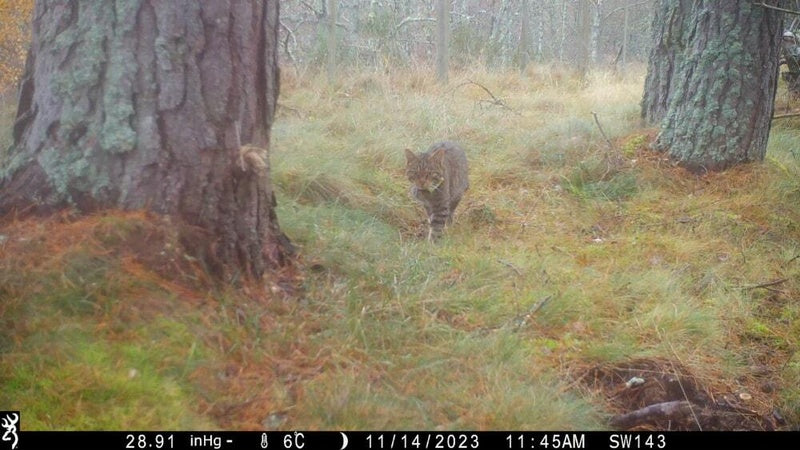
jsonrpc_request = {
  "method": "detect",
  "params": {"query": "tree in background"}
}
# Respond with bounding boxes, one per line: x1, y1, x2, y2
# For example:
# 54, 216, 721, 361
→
436, 0, 449, 83
327, 0, 338, 81
642, 1, 784, 171
0, 0, 291, 279
0, 0, 33, 90
519, 0, 530, 72
278, 0, 654, 73
576, 0, 592, 82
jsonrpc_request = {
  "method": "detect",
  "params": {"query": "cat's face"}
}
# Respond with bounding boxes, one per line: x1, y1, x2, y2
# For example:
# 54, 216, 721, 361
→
405, 149, 445, 192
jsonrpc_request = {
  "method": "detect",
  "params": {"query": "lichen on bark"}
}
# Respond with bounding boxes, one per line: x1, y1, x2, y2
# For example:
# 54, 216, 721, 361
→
645, 1, 782, 172
1, 0, 291, 279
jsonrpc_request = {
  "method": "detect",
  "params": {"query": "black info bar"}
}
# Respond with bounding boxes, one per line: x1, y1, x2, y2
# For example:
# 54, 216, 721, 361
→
14, 431, 799, 450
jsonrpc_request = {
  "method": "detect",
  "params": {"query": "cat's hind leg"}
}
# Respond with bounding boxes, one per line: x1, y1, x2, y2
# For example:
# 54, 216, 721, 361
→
446, 195, 463, 225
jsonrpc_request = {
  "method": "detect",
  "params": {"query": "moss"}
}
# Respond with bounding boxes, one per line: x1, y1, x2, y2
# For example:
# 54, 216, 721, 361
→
101, 42, 137, 154
37, 145, 91, 196
660, 2, 777, 170
21, 0, 144, 204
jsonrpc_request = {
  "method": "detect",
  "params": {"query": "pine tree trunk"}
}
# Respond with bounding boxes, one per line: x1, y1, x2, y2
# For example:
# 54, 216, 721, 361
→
576, 0, 592, 82
436, 0, 449, 83
622, 3, 629, 67
536, 0, 544, 60
327, 0, 338, 81
1, 0, 291, 279
519, 0, 530, 72
640, 0, 692, 125
591, 0, 601, 65
646, 1, 783, 172
559, 0, 566, 63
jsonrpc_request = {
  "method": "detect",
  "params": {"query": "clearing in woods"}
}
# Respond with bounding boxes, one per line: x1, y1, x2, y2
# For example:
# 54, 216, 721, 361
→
1, 66, 799, 430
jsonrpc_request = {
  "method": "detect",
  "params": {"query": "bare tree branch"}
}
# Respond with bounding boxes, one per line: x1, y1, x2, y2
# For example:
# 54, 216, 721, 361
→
752, 1, 800, 15
739, 278, 789, 290
279, 20, 297, 64
395, 17, 436, 31
603, 0, 654, 20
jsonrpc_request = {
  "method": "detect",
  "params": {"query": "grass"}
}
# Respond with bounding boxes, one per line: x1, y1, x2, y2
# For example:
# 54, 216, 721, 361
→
1, 65, 800, 430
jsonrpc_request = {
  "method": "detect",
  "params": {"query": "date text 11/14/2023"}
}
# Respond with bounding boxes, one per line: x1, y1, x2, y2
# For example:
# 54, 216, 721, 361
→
365, 433, 592, 449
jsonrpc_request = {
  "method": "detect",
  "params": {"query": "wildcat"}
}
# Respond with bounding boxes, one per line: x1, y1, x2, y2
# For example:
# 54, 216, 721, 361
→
405, 141, 469, 241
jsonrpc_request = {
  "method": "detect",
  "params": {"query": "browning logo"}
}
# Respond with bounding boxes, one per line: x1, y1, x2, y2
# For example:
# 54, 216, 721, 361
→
0, 412, 18, 450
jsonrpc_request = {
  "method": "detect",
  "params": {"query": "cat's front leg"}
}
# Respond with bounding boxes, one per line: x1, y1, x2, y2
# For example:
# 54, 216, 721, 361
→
428, 206, 450, 242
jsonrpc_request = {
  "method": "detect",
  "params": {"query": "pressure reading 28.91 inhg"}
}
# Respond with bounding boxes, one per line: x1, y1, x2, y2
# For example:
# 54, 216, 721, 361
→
125, 433, 174, 449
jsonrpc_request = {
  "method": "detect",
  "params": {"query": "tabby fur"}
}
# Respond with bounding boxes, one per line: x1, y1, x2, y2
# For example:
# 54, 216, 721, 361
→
404, 141, 469, 241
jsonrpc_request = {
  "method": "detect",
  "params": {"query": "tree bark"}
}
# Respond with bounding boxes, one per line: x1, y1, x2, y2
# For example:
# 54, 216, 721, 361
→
641, 0, 692, 125
536, 0, 544, 60
559, 0, 567, 63
591, 0, 602, 65
645, 1, 784, 172
327, 0, 338, 81
1, 0, 291, 279
519, 0, 530, 72
576, 0, 592, 82
622, 2, 629, 67
436, 0, 449, 83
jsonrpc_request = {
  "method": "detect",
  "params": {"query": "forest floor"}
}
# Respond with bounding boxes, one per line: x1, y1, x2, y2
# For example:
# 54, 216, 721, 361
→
1, 66, 799, 430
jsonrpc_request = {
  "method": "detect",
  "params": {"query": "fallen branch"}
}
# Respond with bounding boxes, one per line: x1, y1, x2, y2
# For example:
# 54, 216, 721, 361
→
453, 80, 521, 115
277, 103, 304, 118
510, 295, 554, 330
498, 259, 523, 276
772, 112, 800, 120
739, 278, 789, 291
610, 400, 694, 429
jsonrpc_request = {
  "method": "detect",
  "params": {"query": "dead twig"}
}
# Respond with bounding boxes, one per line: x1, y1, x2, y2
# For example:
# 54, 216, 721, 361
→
592, 111, 624, 181
395, 17, 436, 31
666, 340, 703, 431
498, 259, 523, 276
453, 80, 521, 116
279, 20, 297, 64
591, 111, 615, 151
510, 295, 554, 330
771, 112, 800, 120
277, 103, 304, 118
610, 400, 694, 429
739, 278, 789, 291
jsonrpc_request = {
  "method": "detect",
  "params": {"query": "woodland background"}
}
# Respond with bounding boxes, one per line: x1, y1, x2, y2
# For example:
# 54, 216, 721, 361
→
1, 0, 799, 431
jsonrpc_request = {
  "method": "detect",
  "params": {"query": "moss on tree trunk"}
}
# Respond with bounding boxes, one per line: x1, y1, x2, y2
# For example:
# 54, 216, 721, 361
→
643, 1, 784, 172
1, 0, 290, 279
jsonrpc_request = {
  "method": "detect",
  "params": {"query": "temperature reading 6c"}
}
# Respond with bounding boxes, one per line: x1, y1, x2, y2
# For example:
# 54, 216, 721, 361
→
284, 432, 305, 449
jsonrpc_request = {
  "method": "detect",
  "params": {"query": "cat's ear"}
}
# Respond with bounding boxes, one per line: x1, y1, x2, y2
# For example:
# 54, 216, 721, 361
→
404, 148, 417, 163
430, 147, 446, 164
